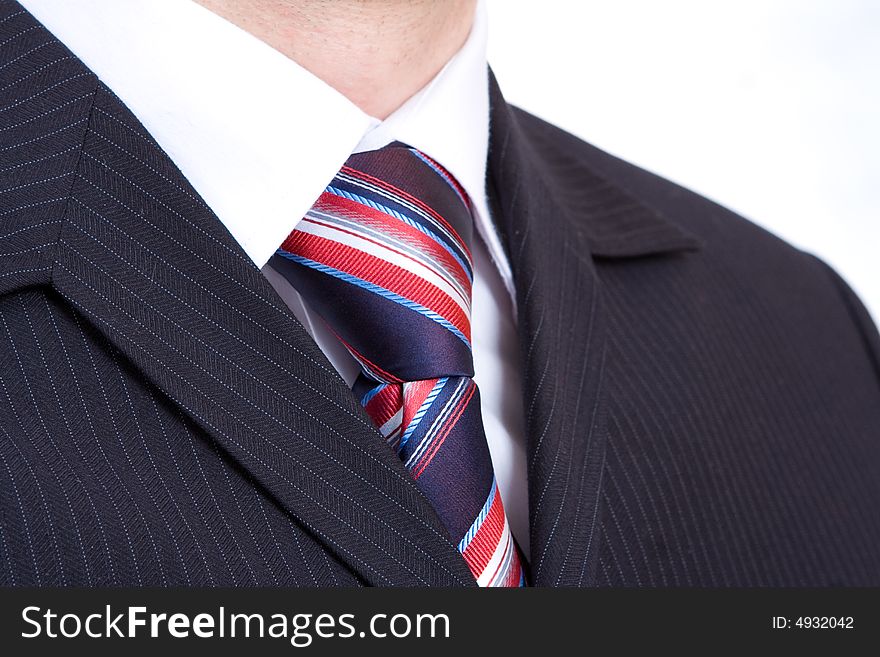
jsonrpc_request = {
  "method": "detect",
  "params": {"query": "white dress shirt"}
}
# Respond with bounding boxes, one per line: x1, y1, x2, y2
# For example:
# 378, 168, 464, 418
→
21, 0, 530, 557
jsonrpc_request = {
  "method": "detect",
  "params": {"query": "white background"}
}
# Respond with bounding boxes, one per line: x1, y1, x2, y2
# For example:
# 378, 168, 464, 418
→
487, 0, 879, 324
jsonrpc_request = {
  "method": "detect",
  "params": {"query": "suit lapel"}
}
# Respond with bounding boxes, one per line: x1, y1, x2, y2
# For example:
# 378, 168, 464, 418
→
47, 80, 474, 587
486, 73, 700, 585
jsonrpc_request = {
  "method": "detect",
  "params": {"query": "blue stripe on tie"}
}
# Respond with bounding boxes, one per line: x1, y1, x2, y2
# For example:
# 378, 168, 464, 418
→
276, 250, 471, 348
325, 185, 473, 283
458, 478, 497, 553
360, 382, 384, 406
403, 378, 468, 470
398, 378, 448, 452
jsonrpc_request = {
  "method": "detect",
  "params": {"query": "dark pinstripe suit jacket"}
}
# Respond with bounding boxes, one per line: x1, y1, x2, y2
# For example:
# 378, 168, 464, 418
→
1, 2, 879, 587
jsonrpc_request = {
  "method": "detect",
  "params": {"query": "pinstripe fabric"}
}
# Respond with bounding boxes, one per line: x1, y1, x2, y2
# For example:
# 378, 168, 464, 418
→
2, 1, 879, 587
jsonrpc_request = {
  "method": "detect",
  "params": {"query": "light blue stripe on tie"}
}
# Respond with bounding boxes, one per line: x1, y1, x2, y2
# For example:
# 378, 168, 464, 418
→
325, 184, 473, 283
398, 378, 448, 452
360, 382, 385, 406
276, 250, 471, 348
458, 478, 497, 553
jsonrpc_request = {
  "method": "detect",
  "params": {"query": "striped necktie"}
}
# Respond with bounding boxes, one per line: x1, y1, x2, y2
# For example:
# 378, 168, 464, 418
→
270, 143, 525, 587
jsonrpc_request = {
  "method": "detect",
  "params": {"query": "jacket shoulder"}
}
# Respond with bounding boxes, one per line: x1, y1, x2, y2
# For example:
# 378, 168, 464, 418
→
510, 105, 792, 255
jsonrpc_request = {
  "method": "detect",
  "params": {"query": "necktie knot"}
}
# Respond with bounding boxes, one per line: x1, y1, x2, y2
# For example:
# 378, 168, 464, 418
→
275, 143, 476, 383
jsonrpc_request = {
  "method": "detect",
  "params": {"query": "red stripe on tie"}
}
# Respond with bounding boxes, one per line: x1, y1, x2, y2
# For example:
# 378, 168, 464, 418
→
402, 380, 437, 434
364, 384, 402, 429
283, 231, 471, 341
340, 166, 473, 262
314, 194, 472, 291
462, 485, 506, 575
301, 212, 468, 309
411, 382, 476, 480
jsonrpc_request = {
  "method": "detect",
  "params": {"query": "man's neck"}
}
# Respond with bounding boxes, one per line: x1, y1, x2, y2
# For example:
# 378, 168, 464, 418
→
193, 0, 477, 119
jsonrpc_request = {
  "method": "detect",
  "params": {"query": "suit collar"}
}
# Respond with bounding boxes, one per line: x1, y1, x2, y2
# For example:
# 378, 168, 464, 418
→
559, 167, 704, 259
488, 75, 702, 260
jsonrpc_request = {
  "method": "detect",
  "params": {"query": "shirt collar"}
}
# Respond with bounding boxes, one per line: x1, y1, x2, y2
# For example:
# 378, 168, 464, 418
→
19, 0, 509, 291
